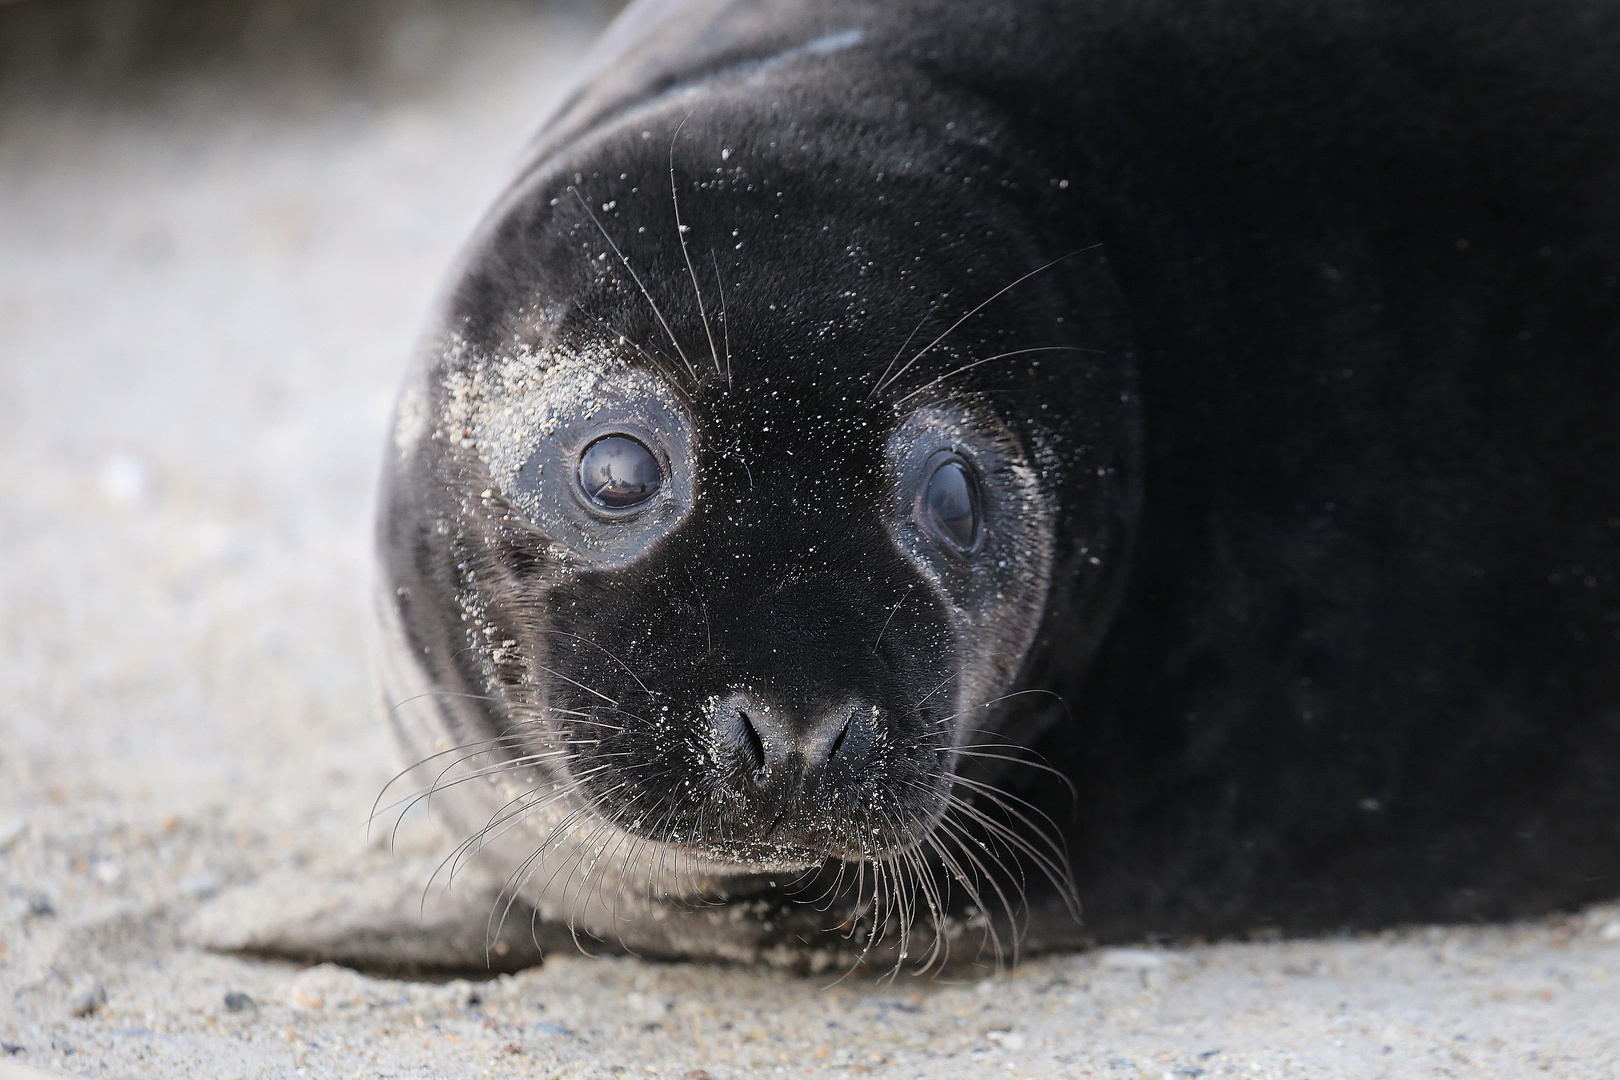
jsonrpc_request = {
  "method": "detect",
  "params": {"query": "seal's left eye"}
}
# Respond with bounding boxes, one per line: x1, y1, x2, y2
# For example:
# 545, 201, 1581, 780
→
922, 456, 980, 553
579, 435, 661, 509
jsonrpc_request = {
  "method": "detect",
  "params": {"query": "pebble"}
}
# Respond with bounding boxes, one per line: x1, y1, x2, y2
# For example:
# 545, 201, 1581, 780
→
1599, 920, 1620, 942
0, 815, 25, 851
1098, 948, 1167, 970
223, 992, 255, 1013
68, 982, 107, 1018
179, 874, 222, 900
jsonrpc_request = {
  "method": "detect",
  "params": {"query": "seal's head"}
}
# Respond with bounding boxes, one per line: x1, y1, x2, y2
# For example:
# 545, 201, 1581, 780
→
379, 96, 1138, 936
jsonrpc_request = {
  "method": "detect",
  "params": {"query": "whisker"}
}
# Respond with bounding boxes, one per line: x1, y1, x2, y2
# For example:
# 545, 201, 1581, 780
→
935, 782, 1078, 923
871, 293, 942, 392
708, 247, 732, 386
668, 115, 723, 379
935, 688, 1073, 727
576, 308, 689, 400
370, 731, 521, 832
894, 346, 1096, 406
872, 584, 915, 654
929, 808, 1023, 969
869, 247, 1095, 398
951, 745, 1079, 805
914, 669, 958, 709
532, 662, 620, 707
570, 186, 698, 382
548, 631, 654, 696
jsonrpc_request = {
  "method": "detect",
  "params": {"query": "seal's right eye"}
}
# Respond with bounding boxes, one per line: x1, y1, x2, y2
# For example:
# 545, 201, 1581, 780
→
579, 434, 661, 510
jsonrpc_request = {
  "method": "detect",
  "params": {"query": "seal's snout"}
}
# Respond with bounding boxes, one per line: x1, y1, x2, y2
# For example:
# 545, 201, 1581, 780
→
712, 691, 880, 809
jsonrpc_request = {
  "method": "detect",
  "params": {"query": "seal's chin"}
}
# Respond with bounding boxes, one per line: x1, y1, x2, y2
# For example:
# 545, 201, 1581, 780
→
574, 784, 952, 880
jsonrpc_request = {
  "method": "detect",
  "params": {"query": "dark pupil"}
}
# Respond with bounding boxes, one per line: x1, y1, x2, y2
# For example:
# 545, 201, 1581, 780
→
925, 459, 979, 551
579, 435, 661, 509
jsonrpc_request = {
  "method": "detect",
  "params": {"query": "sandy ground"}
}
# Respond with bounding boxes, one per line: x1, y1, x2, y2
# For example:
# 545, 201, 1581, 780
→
3, 4, 1620, 1078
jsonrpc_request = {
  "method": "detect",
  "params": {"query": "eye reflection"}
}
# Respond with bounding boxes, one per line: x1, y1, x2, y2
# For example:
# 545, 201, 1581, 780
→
923, 457, 980, 552
579, 434, 661, 509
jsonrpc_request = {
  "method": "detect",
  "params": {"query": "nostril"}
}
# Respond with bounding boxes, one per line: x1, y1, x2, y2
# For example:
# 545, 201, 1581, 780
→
827, 706, 876, 771
738, 710, 767, 777
827, 712, 853, 761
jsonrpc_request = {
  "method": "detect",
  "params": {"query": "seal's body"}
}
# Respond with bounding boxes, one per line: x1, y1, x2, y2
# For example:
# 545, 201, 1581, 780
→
378, 0, 1620, 965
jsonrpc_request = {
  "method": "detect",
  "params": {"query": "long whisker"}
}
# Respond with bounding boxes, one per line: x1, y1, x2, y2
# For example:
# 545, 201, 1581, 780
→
951, 745, 1080, 805
871, 293, 942, 392
533, 662, 620, 706
570, 186, 698, 382
929, 808, 1023, 969
869, 248, 1094, 398
383, 746, 581, 842
576, 308, 689, 400
548, 631, 654, 696
668, 116, 723, 379
944, 782, 1073, 906
370, 730, 519, 831
914, 669, 959, 709
491, 789, 622, 947
709, 247, 732, 386
872, 584, 915, 654
935, 688, 1073, 727
894, 346, 1095, 406
922, 825, 1005, 966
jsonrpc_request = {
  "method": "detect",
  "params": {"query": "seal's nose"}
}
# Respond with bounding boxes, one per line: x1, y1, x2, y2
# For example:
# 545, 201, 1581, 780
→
712, 691, 877, 797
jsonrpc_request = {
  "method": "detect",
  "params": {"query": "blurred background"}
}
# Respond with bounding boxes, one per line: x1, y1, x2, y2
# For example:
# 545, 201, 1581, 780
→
0, 0, 614, 836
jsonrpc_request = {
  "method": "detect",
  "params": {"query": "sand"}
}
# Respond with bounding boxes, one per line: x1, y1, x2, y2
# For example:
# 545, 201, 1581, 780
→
2, 3, 1618, 1077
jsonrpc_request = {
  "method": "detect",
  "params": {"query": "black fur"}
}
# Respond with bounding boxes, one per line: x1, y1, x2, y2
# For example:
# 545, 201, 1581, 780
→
379, 0, 1620, 960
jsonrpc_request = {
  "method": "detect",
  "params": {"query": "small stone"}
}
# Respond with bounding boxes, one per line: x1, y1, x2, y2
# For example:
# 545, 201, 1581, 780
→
27, 895, 55, 918
1, 1043, 24, 1056
625, 990, 670, 1021
0, 815, 25, 851
1599, 919, 1620, 942
534, 1021, 573, 1037
68, 982, 107, 1018
179, 874, 222, 900
1098, 948, 1165, 970
223, 992, 255, 1013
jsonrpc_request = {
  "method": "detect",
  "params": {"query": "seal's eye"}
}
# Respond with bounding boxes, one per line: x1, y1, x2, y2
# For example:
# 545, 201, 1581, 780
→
922, 456, 980, 553
578, 434, 661, 509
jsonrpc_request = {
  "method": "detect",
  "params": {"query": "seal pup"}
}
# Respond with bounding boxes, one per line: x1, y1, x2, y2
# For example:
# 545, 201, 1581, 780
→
363, 0, 1620, 971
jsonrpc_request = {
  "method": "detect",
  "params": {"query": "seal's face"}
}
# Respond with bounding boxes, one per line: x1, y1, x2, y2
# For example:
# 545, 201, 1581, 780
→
424, 334, 1053, 877
382, 107, 1136, 908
